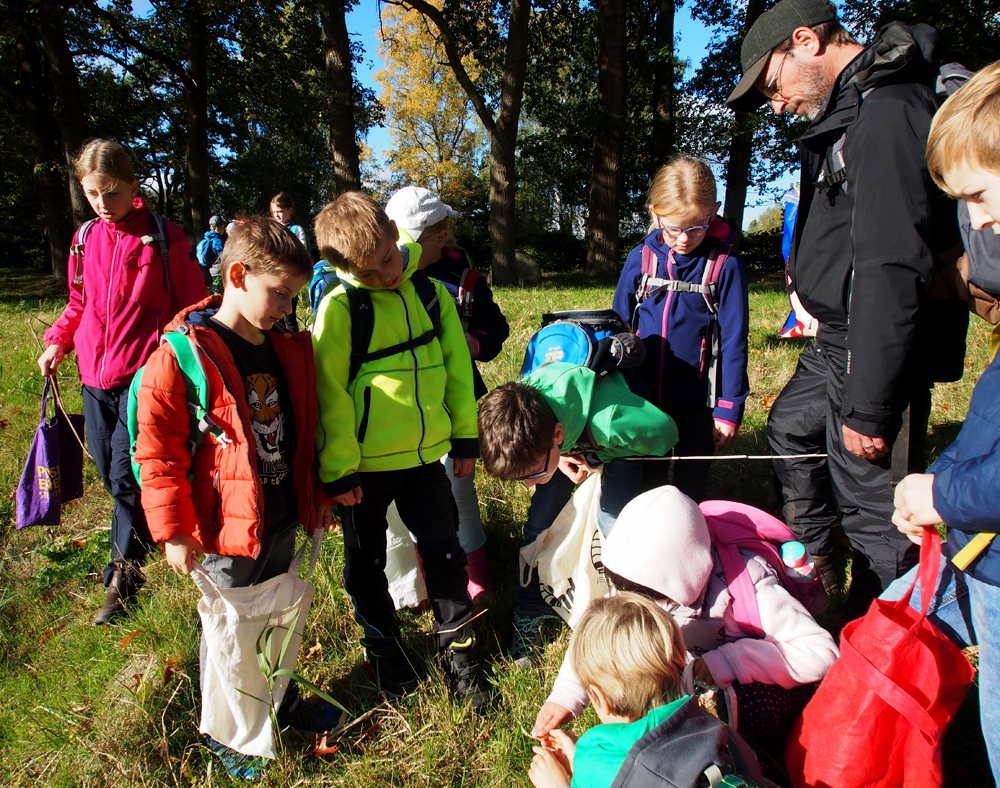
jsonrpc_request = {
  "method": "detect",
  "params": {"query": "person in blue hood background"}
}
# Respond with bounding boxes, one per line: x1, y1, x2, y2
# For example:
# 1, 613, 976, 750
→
613, 156, 750, 503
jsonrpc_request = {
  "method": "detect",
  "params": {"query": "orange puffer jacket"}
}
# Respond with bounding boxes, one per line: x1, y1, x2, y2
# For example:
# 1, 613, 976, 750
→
134, 296, 327, 558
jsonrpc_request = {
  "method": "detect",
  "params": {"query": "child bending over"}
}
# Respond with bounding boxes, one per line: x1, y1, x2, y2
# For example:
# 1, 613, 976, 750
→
529, 592, 768, 788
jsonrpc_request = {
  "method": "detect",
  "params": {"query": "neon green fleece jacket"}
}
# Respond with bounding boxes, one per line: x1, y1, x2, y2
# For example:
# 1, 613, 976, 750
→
312, 243, 478, 496
524, 362, 678, 462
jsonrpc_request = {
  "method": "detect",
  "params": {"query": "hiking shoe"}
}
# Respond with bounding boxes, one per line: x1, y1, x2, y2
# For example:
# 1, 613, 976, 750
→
363, 640, 419, 699
510, 610, 562, 668
441, 635, 491, 712
204, 735, 266, 782
813, 555, 841, 596
93, 565, 142, 626
276, 682, 346, 735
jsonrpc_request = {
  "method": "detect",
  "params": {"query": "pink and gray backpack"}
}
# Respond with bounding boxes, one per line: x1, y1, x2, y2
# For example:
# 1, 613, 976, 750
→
700, 500, 828, 638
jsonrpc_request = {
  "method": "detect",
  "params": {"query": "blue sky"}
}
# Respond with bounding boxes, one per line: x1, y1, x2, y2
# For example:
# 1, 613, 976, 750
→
345, 2, 794, 226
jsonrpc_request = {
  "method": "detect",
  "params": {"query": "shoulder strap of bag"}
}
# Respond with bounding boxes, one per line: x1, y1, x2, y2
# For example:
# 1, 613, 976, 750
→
457, 268, 479, 331
141, 213, 173, 293
70, 219, 98, 287
343, 272, 441, 384
706, 515, 766, 639
162, 329, 228, 450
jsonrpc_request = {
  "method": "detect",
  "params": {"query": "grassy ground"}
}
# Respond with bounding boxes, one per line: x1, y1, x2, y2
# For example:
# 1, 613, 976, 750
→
0, 268, 994, 786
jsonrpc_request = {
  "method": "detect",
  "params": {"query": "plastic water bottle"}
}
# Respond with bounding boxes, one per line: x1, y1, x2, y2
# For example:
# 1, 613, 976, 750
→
781, 541, 818, 584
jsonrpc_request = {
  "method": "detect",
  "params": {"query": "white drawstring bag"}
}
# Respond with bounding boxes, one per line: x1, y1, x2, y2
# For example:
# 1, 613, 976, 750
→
384, 502, 429, 610
519, 472, 609, 629
191, 527, 325, 759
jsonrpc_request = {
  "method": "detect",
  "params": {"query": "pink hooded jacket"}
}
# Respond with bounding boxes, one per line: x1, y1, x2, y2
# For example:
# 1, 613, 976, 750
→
45, 198, 206, 390
547, 486, 839, 717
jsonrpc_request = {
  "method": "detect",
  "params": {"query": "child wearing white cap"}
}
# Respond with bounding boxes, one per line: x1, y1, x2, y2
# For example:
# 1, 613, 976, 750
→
386, 186, 511, 602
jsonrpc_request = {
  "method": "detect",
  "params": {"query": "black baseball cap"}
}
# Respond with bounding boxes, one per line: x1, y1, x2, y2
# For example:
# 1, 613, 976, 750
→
726, 0, 838, 113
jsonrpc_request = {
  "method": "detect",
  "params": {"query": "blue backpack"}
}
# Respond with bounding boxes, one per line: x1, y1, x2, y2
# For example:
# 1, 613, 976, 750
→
309, 261, 341, 315
520, 309, 642, 379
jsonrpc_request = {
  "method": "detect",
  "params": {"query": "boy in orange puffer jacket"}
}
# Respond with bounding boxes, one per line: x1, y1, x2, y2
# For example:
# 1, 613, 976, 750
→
133, 216, 338, 780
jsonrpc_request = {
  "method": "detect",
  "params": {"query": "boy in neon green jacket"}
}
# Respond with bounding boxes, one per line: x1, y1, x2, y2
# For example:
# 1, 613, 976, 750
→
312, 192, 488, 710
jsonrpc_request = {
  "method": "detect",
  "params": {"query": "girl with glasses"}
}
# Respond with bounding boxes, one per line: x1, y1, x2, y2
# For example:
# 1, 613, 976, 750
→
612, 156, 750, 503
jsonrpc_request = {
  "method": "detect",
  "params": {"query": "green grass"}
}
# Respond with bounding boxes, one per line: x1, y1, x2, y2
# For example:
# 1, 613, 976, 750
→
0, 269, 993, 785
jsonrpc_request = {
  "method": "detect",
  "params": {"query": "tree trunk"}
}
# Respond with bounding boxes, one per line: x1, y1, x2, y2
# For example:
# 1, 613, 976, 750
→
183, 0, 210, 246
723, 0, 770, 250
13, 36, 74, 279
317, 0, 361, 192
650, 0, 675, 171
38, 12, 90, 226
584, 0, 627, 281
488, 0, 530, 287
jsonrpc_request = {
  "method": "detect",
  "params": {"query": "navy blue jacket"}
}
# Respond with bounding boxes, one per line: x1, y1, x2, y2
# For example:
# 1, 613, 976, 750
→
931, 349, 1000, 587
424, 247, 510, 400
613, 223, 749, 425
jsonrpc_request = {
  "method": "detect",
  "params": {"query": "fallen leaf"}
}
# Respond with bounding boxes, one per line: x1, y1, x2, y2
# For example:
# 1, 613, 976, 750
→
162, 655, 178, 686
118, 629, 140, 650
304, 639, 323, 659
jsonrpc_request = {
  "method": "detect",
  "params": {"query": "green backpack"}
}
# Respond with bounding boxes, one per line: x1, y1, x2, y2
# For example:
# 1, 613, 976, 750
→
128, 328, 227, 487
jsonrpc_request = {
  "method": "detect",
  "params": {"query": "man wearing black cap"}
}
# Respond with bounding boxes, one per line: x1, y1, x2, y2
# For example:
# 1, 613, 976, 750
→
728, 0, 964, 617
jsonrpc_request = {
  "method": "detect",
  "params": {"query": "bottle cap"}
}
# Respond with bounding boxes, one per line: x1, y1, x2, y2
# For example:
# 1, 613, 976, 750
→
781, 541, 807, 567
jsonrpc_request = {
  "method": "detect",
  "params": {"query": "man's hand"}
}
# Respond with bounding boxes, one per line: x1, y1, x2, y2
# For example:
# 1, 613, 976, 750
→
453, 457, 476, 479
465, 333, 480, 358
164, 535, 203, 575
38, 345, 65, 377
532, 701, 574, 738
892, 473, 942, 545
315, 503, 333, 530
842, 424, 888, 460
528, 748, 571, 788
713, 421, 737, 448
332, 486, 363, 506
557, 454, 592, 485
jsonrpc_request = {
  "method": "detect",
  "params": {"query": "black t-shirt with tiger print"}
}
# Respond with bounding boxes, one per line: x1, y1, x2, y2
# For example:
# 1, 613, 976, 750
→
210, 318, 298, 531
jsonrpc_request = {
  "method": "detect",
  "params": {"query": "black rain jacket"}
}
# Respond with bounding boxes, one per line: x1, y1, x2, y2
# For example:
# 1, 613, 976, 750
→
788, 22, 963, 436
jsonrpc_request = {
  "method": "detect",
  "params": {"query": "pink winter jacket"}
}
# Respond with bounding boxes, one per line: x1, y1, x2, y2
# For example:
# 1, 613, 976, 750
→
44, 198, 206, 390
546, 491, 839, 718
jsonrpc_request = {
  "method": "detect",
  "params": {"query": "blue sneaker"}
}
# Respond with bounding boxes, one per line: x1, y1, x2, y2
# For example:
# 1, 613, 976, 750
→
204, 735, 266, 782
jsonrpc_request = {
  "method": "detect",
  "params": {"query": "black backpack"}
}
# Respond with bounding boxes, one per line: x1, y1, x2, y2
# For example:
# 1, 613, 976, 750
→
610, 698, 769, 788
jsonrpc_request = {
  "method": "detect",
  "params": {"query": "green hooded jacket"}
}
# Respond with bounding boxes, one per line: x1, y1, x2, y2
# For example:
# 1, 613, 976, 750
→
312, 242, 478, 496
524, 362, 678, 462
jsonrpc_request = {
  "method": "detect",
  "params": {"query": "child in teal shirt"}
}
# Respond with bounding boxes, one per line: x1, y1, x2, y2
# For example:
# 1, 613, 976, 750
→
528, 593, 768, 788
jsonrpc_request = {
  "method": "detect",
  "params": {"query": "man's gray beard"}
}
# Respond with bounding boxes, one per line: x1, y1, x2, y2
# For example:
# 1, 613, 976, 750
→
798, 60, 835, 121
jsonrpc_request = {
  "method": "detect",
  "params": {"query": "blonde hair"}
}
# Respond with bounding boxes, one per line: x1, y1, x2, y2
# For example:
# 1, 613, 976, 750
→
72, 140, 137, 186
571, 593, 686, 721
220, 215, 312, 284
314, 191, 396, 275
648, 155, 717, 217
927, 61, 1000, 192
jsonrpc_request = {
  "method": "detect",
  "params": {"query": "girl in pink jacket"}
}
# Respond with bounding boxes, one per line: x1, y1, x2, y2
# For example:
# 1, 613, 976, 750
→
38, 140, 206, 625
532, 486, 838, 754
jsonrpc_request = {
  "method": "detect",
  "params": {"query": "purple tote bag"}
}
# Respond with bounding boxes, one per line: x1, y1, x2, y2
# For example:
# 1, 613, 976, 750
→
16, 379, 86, 529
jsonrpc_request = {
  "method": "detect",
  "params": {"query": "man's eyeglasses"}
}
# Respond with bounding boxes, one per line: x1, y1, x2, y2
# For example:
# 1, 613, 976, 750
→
761, 42, 792, 101
512, 447, 553, 482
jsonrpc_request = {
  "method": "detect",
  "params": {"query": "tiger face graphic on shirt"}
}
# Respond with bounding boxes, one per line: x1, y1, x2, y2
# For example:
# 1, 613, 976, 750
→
244, 372, 289, 485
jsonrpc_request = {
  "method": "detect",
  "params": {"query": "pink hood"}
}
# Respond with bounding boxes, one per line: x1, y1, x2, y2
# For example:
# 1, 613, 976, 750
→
45, 198, 205, 389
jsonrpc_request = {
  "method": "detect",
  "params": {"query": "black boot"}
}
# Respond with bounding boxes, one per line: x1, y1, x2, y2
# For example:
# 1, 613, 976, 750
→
362, 637, 419, 699
93, 564, 142, 626
441, 634, 491, 713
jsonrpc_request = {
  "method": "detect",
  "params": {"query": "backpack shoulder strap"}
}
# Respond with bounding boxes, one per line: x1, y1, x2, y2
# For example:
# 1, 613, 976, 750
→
411, 270, 441, 331
701, 244, 732, 314
457, 268, 479, 330
341, 280, 374, 385
70, 219, 98, 286
164, 327, 228, 449
705, 516, 766, 639
141, 214, 173, 292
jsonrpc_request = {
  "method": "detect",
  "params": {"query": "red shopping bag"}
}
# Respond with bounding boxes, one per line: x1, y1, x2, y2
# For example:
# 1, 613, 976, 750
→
785, 531, 975, 788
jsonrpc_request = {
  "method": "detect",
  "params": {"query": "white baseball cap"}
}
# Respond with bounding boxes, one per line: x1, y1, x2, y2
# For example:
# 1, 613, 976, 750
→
385, 186, 457, 241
